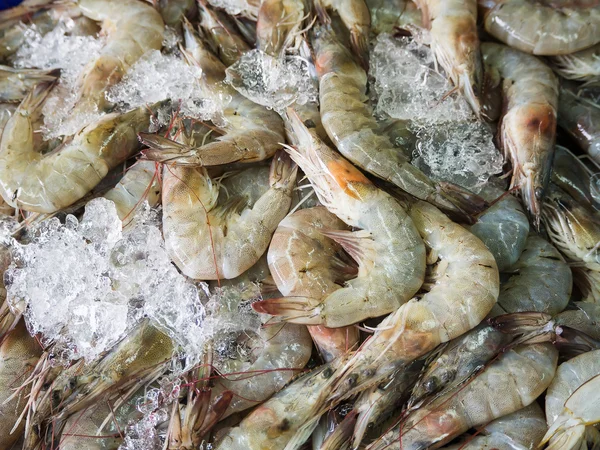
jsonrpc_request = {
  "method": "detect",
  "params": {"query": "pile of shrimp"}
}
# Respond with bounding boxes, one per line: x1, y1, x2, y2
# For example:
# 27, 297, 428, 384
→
0, 0, 599, 448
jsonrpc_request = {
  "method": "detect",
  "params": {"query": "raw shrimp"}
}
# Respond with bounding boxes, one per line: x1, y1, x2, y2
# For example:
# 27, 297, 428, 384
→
198, 0, 251, 66
0, 8, 58, 60
75, 0, 164, 112
550, 43, 600, 82
555, 302, 600, 341
0, 321, 41, 449
256, 0, 306, 56
140, 22, 285, 166
551, 145, 600, 211
0, 65, 58, 102
441, 403, 547, 450
161, 151, 296, 280
326, 196, 498, 400
353, 361, 423, 448
542, 184, 600, 303
103, 160, 161, 228
498, 234, 572, 315
415, 0, 482, 116
156, 0, 196, 28
368, 343, 558, 450
542, 348, 600, 449
366, 0, 422, 35
311, 25, 486, 219
469, 184, 530, 271
317, 0, 370, 62
266, 207, 359, 362
408, 323, 513, 410
206, 0, 260, 20
482, 42, 558, 223
0, 82, 161, 213
480, 0, 600, 56
558, 82, 600, 165
253, 110, 426, 327
214, 357, 347, 450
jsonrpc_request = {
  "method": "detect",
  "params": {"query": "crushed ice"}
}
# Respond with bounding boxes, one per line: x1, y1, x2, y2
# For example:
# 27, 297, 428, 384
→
226, 49, 318, 114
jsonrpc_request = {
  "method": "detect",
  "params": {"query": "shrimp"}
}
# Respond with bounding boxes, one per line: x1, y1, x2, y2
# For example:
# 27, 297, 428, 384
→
162, 151, 296, 280
156, 0, 196, 28
0, 8, 58, 60
311, 25, 486, 219
214, 357, 347, 450
441, 403, 547, 450
498, 234, 572, 315
353, 361, 423, 448
550, 43, 600, 82
368, 343, 558, 450
0, 82, 162, 213
206, 0, 260, 20
480, 0, 600, 56
551, 145, 600, 211
469, 184, 530, 271
542, 348, 600, 450
74, 0, 164, 113
0, 65, 58, 102
415, 0, 483, 116
256, 0, 306, 56
198, 0, 251, 66
266, 207, 360, 362
140, 21, 285, 166
103, 160, 161, 229
542, 183, 600, 303
558, 82, 600, 165
253, 110, 426, 327
555, 302, 600, 341
0, 321, 41, 450
481, 42, 559, 224
366, 0, 422, 35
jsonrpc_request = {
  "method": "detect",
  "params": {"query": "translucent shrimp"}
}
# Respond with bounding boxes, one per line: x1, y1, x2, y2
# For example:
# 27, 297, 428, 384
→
542, 348, 600, 450
366, 0, 422, 35
441, 403, 547, 450
256, 0, 306, 56
558, 82, 600, 165
311, 25, 486, 219
0, 82, 161, 213
0, 65, 58, 102
368, 343, 558, 450
415, 0, 483, 116
550, 43, 600, 82
317, 0, 370, 62
0, 321, 41, 450
161, 151, 296, 280
327, 196, 498, 401
214, 358, 347, 450
469, 184, 530, 271
551, 145, 600, 211
253, 110, 426, 327
140, 22, 285, 166
198, 0, 251, 66
103, 160, 161, 228
74, 0, 164, 113
542, 184, 600, 303
482, 42, 559, 224
480, 0, 600, 56
498, 234, 572, 315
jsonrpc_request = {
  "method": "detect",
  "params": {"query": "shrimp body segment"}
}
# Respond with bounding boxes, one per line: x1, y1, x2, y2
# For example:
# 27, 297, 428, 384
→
254, 110, 426, 327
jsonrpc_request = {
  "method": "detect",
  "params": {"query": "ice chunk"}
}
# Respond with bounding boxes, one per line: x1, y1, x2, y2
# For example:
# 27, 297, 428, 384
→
370, 34, 472, 124
412, 121, 504, 189
226, 49, 318, 113
107, 50, 219, 125
206, 0, 259, 19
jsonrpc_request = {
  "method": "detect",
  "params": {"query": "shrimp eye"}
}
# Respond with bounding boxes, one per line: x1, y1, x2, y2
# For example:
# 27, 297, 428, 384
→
304, 119, 316, 129
322, 367, 333, 378
424, 378, 438, 393
68, 378, 78, 391
440, 371, 453, 383
535, 187, 544, 200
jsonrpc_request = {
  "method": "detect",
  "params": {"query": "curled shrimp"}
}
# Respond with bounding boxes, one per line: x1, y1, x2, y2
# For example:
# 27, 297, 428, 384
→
480, 0, 600, 56
498, 234, 572, 315
256, 0, 307, 56
366, 0, 422, 35
0, 65, 58, 102
441, 403, 547, 450
311, 25, 486, 220
542, 348, 600, 450
266, 206, 360, 362
368, 343, 558, 450
550, 43, 600, 82
253, 109, 426, 327
0, 321, 42, 449
482, 42, 559, 224
416, 0, 483, 116
0, 82, 162, 213
162, 151, 296, 280
327, 196, 498, 401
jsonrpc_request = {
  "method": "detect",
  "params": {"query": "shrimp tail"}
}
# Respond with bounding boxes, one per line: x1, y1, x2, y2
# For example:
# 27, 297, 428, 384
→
320, 409, 357, 450
540, 417, 586, 450
437, 181, 488, 219
320, 228, 372, 266
252, 297, 324, 325
489, 312, 561, 345
21, 79, 56, 113
197, 391, 234, 436
350, 30, 369, 69
554, 327, 600, 360
270, 150, 298, 190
